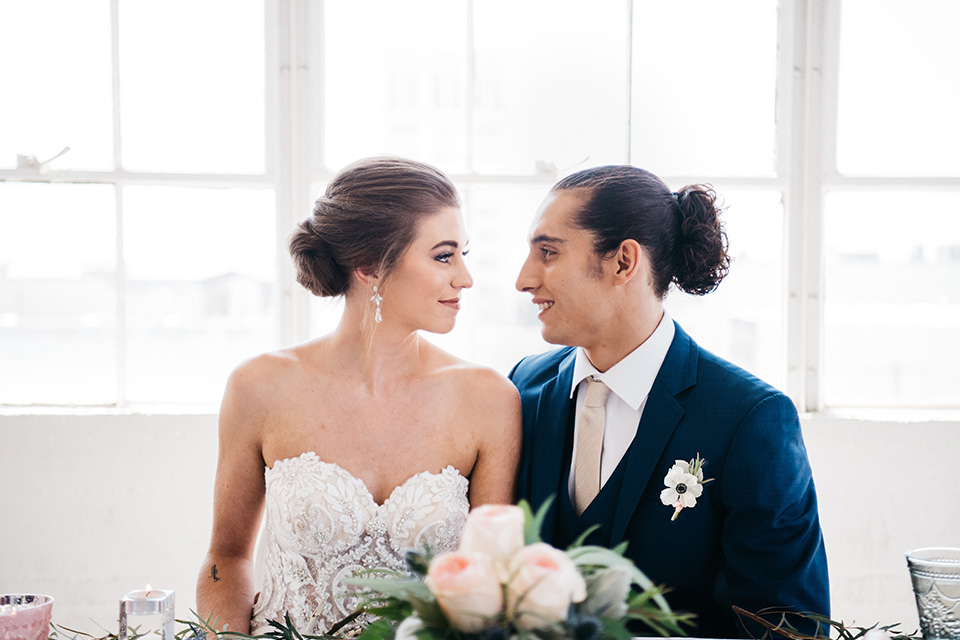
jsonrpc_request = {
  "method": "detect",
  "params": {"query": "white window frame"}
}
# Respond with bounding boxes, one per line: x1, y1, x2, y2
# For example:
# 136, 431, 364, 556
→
3, 0, 959, 414
2, 0, 282, 408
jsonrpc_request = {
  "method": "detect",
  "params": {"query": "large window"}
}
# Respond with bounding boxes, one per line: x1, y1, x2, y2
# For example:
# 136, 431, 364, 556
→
0, 0, 274, 406
823, 0, 960, 408
1, 0, 958, 411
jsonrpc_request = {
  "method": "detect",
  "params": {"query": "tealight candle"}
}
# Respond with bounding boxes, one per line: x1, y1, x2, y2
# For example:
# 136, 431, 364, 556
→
118, 587, 174, 640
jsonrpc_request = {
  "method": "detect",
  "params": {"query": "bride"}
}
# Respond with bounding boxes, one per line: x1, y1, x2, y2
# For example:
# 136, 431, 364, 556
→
196, 156, 521, 636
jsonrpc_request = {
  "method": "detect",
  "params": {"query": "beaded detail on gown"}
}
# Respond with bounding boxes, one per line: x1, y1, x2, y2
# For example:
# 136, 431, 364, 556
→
250, 452, 469, 636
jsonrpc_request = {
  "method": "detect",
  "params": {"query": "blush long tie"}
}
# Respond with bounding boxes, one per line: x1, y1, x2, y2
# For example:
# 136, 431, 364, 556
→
574, 376, 612, 515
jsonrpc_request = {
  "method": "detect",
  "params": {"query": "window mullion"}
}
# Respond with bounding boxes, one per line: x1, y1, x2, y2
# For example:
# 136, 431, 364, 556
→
784, 0, 828, 412
626, 0, 634, 165
465, 0, 475, 175
111, 0, 127, 407
275, 0, 313, 347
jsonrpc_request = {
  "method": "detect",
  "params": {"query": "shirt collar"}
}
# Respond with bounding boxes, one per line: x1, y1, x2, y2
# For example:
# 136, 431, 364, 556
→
570, 311, 676, 410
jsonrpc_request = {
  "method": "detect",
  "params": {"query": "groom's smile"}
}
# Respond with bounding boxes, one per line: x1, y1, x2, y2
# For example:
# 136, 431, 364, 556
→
516, 190, 616, 350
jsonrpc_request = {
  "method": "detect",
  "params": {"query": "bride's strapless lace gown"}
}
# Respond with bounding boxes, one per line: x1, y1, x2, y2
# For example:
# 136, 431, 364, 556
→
250, 452, 469, 636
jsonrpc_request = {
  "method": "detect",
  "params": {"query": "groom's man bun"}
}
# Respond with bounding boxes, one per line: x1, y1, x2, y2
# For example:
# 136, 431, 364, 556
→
554, 165, 730, 299
289, 155, 460, 297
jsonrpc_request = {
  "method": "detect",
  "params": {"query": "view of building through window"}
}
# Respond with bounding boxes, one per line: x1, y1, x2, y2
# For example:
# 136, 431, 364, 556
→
1, 0, 957, 409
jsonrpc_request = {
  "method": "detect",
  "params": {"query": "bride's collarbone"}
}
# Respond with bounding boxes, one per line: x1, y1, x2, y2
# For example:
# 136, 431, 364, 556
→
301, 387, 464, 429
271, 411, 464, 458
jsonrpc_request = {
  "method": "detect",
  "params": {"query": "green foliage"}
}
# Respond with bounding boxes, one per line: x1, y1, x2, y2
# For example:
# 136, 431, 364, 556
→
520, 497, 552, 546
732, 607, 921, 640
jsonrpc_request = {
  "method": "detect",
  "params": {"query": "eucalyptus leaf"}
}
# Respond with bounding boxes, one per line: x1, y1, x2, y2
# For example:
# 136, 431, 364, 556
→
566, 545, 672, 614
346, 576, 434, 602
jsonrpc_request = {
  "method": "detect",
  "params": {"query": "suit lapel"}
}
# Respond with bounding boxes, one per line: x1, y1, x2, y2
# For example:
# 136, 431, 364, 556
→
610, 322, 699, 544
529, 351, 577, 530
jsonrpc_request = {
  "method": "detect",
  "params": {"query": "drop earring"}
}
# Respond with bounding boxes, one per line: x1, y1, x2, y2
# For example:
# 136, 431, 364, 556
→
370, 285, 383, 323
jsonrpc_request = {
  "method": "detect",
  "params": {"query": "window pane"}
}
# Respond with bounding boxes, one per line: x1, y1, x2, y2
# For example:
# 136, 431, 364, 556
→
837, 1, 960, 176
473, 0, 629, 174
119, 0, 266, 174
123, 187, 277, 405
322, 0, 469, 173
825, 192, 960, 407
632, 0, 778, 176
0, 183, 117, 404
0, 0, 113, 171
666, 190, 785, 390
428, 185, 552, 375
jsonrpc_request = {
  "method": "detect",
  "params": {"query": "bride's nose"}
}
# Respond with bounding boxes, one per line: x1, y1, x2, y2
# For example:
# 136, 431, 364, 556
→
454, 261, 474, 289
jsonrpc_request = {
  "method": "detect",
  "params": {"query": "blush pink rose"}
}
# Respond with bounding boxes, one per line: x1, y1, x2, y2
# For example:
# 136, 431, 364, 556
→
506, 542, 587, 629
425, 550, 503, 632
458, 504, 526, 573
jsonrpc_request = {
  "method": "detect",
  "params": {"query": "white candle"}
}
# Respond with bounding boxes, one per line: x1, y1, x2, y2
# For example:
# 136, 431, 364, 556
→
119, 587, 175, 640
126, 589, 168, 602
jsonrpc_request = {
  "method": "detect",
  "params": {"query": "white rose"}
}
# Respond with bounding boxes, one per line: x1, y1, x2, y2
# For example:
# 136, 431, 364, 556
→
424, 550, 503, 632
459, 504, 526, 575
394, 616, 423, 640
507, 543, 587, 629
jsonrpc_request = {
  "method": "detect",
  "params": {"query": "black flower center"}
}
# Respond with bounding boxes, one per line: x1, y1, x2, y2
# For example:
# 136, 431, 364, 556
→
676, 483, 687, 494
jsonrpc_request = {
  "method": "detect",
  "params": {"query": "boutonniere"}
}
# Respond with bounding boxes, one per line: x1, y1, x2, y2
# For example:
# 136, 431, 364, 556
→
660, 453, 714, 521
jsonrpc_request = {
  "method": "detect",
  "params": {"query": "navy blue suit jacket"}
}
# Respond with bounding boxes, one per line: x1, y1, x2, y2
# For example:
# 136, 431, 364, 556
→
509, 322, 829, 638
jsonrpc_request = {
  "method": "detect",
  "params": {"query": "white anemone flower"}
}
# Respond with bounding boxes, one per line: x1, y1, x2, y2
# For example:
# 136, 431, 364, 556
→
660, 457, 709, 521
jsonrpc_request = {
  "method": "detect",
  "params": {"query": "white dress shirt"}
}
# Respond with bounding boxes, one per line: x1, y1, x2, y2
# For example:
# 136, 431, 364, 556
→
567, 311, 676, 498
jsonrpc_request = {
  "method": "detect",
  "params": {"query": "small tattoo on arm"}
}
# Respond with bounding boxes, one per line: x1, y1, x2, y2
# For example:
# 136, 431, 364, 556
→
210, 564, 220, 582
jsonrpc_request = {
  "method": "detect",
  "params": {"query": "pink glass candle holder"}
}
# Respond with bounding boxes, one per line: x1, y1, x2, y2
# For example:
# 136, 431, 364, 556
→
0, 594, 54, 640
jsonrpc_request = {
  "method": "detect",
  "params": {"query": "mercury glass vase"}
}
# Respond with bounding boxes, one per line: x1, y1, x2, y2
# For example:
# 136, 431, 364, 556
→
907, 547, 960, 640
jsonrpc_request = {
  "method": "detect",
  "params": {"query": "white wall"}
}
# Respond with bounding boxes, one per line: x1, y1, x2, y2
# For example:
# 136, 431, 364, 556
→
802, 412, 960, 632
2, 411, 958, 635
0, 412, 218, 632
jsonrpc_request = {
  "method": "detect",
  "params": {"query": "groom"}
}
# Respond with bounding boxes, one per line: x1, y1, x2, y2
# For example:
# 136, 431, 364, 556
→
508, 166, 829, 638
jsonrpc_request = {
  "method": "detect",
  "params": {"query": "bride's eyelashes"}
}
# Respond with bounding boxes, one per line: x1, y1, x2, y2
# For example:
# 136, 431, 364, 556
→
434, 249, 469, 263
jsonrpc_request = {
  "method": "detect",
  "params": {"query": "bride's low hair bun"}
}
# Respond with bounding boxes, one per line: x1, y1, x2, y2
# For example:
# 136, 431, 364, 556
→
289, 206, 350, 297
289, 156, 460, 298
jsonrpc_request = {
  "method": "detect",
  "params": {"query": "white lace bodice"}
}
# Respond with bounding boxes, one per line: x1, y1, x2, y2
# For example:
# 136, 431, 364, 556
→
250, 452, 469, 636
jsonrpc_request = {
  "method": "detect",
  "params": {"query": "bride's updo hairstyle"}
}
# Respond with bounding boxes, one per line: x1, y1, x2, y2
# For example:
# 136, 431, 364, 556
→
290, 156, 460, 297
553, 165, 730, 298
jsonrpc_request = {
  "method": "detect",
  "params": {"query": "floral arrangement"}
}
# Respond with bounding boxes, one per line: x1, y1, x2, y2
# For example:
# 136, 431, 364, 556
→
34, 497, 923, 640
41, 606, 924, 640
344, 501, 692, 640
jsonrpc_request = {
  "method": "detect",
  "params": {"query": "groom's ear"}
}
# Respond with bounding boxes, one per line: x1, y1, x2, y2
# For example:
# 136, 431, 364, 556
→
611, 239, 643, 285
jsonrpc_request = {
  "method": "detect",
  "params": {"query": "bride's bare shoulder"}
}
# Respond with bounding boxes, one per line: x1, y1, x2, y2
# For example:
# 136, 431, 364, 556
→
429, 353, 520, 462
223, 338, 331, 407
429, 349, 518, 405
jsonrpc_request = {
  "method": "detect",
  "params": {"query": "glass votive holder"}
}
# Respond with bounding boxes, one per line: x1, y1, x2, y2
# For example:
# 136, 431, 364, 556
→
907, 547, 960, 640
118, 589, 175, 640
0, 594, 54, 640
